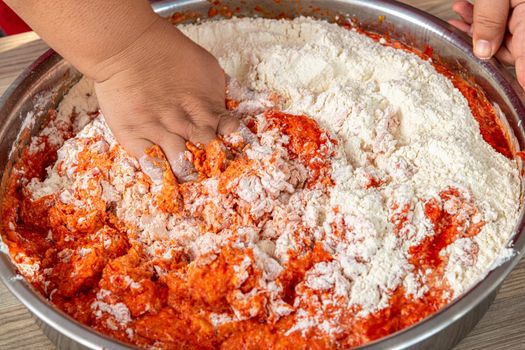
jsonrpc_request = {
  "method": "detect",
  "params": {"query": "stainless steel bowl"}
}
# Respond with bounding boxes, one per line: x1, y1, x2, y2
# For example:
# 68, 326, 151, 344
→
1, 1, 524, 349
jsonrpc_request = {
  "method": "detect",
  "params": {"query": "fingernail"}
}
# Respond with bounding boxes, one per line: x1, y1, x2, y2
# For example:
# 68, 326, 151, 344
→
139, 155, 164, 186
170, 151, 197, 183
474, 39, 492, 59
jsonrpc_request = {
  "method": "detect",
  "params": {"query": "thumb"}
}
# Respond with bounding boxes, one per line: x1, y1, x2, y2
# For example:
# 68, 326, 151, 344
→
472, 0, 510, 59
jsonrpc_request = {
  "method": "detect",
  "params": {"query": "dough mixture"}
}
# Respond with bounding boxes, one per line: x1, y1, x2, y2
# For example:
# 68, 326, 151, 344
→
1, 17, 521, 349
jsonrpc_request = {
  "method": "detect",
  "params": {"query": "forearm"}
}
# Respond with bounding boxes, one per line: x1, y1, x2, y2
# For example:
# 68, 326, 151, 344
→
5, 0, 159, 80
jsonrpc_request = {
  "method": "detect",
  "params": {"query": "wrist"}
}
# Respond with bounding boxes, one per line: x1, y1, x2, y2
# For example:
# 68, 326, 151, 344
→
6, 0, 161, 80
85, 17, 181, 83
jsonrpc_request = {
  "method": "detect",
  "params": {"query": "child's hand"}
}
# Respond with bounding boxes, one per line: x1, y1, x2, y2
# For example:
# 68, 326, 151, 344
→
449, 0, 525, 88
6, 0, 239, 181
91, 19, 239, 181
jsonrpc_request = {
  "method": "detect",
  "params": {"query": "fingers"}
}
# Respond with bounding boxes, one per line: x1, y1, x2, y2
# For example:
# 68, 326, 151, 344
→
185, 122, 217, 146
157, 130, 197, 182
449, 19, 472, 34
110, 113, 192, 182
516, 55, 525, 88
472, 0, 510, 59
113, 130, 155, 161
452, 0, 474, 24
495, 46, 515, 65
509, 1, 525, 34
102, 95, 240, 182
510, 23, 525, 87
114, 123, 195, 182
449, 18, 515, 65
217, 111, 240, 135
495, 33, 516, 65
187, 109, 240, 143
158, 107, 239, 181
450, 1, 474, 34
163, 103, 239, 144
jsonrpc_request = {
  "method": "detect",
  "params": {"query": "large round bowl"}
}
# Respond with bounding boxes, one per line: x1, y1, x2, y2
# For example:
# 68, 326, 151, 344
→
1, 1, 524, 349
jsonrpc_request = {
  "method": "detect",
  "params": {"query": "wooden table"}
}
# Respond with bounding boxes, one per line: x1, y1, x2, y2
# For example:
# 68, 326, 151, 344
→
0, 1, 524, 349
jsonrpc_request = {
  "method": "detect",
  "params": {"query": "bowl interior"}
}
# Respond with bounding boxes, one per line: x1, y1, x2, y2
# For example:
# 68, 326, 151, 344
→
1, 1, 524, 349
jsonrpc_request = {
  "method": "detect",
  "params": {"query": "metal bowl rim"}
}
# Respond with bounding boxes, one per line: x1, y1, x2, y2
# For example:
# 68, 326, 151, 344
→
0, 1, 524, 349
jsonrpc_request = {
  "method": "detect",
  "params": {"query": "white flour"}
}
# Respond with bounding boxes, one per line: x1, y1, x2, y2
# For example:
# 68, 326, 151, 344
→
18, 17, 521, 340
180, 16, 520, 313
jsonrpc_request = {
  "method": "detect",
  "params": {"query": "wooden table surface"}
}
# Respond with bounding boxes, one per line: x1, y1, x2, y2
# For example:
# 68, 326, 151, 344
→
0, 1, 524, 349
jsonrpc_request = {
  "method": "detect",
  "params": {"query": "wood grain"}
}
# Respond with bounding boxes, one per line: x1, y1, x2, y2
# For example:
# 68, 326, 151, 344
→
0, 1, 523, 349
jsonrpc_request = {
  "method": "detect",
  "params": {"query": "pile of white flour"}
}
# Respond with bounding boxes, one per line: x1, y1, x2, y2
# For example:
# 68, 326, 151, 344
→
182, 16, 520, 301
19, 17, 521, 339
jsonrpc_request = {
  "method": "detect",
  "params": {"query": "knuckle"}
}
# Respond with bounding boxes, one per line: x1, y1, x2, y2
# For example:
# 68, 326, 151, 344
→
514, 16, 525, 31
154, 132, 168, 145
180, 95, 203, 113
160, 139, 185, 154
196, 125, 216, 138
185, 122, 197, 141
117, 119, 158, 138
187, 123, 216, 142
193, 110, 220, 129
118, 123, 139, 136
475, 14, 507, 29
160, 114, 187, 134
181, 97, 223, 121
515, 0, 525, 8
221, 114, 239, 127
